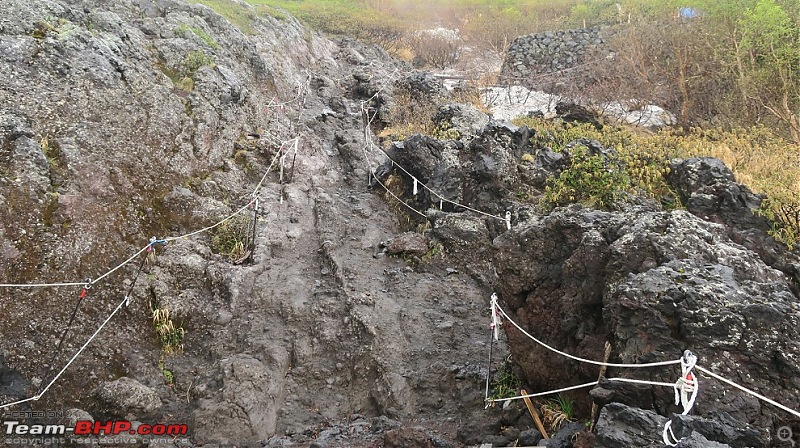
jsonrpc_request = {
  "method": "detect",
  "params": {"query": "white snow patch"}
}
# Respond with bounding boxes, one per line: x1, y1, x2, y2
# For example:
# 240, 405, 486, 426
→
601, 102, 676, 128
481, 84, 676, 129
481, 85, 561, 121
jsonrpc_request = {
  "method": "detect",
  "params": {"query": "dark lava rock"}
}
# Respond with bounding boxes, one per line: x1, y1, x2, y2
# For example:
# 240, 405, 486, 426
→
670, 412, 765, 448
456, 411, 502, 445
555, 101, 603, 130
667, 157, 800, 292
594, 402, 671, 448
492, 206, 799, 429
0, 355, 29, 401
482, 434, 511, 447
545, 421, 584, 448
398, 72, 452, 100
590, 377, 655, 410
518, 427, 543, 446
593, 402, 766, 448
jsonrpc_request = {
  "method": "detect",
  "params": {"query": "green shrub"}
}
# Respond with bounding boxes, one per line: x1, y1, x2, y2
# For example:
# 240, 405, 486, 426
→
541, 144, 630, 210
180, 50, 215, 78
514, 116, 800, 247
152, 307, 185, 354
210, 214, 252, 261
488, 357, 523, 401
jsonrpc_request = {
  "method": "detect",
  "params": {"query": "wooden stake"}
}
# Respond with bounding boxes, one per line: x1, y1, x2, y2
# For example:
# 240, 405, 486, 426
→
521, 389, 549, 439
590, 341, 613, 429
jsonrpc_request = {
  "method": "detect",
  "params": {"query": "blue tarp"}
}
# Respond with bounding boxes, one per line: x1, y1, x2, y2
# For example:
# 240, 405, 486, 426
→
679, 7, 700, 19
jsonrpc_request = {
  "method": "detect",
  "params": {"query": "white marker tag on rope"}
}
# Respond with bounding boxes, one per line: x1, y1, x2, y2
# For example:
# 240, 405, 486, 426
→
440, 198, 443, 210
505, 210, 512, 230
490, 293, 501, 341
413, 178, 418, 195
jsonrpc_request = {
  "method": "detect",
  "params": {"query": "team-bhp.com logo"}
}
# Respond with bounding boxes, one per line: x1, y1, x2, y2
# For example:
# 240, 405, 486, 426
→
4, 420, 188, 436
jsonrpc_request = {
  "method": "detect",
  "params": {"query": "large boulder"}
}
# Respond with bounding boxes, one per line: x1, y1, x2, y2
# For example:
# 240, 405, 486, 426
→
492, 205, 800, 429
433, 103, 490, 141
92, 377, 162, 420
667, 157, 800, 291
594, 402, 765, 448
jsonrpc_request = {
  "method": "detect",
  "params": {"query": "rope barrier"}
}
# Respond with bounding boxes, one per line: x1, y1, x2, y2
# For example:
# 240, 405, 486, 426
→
0, 137, 292, 409
695, 365, 800, 420
0, 250, 151, 410
357, 81, 512, 227
36, 280, 93, 396
0, 72, 317, 410
492, 297, 681, 368
487, 293, 800, 446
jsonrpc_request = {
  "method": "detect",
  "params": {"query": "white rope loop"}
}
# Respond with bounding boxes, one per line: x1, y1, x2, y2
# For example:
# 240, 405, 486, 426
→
489, 293, 501, 341
493, 297, 681, 368
675, 350, 698, 413
663, 350, 699, 446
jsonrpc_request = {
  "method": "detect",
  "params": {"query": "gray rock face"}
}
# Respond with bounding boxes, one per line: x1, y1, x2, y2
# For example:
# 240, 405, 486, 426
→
594, 402, 765, 448
0, 1, 493, 446
385, 231, 430, 256
501, 27, 610, 87
433, 103, 490, 141
92, 377, 162, 420
492, 205, 798, 429
668, 157, 800, 292
2, 1, 799, 447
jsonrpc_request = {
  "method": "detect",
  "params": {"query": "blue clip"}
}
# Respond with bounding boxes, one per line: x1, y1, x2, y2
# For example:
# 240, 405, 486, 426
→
147, 237, 168, 253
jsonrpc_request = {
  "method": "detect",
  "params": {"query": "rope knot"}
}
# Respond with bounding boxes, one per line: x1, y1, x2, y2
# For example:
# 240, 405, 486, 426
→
664, 350, 700, 446
489, 293, 502, 341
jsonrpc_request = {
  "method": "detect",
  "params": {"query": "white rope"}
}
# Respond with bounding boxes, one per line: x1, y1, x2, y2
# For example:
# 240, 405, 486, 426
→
0, 293, 129, 410
487, 376, 686, 405
696, 365, 800, 419
0, 281, 87, 288
165, 138, 286, 243
265, 76, 310, 110
663, 351, 699, 446
364, 139, 508, 222
489, 381, 600, 404
91, 245, 149, 285
0, 136, 291, 289
0, 396, 38, 410
0, 81, 314, 410
490, 293, 501, 341
37, 294, 130, 398
494, 300, 681, 368
355, 69, 509, 225
606, 377, 679, 388
359, 86, 427, 220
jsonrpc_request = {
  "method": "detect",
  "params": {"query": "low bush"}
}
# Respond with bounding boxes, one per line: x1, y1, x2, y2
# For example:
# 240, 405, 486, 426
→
514, 116, 800, 248
211, 214, 253, 261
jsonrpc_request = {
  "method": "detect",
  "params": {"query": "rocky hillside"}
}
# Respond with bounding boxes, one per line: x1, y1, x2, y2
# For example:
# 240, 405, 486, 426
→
1, 1, 799, 448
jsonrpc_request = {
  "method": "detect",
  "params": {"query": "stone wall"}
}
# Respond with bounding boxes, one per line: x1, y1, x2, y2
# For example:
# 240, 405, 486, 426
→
501, 27, 608, 84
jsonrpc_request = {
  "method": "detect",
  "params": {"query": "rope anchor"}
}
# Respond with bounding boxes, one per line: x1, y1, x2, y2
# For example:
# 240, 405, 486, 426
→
663, 350, 699, 446
80, 278, 92, 298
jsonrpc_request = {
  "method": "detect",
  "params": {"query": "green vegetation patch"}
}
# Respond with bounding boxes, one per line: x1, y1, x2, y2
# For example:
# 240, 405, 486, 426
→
152, 306, 185, 354
514, 116, 800, 248
210, 214, 253, 261
187, 0, 257, 34
487, 357, 523, 401
175, 23, 220, 48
